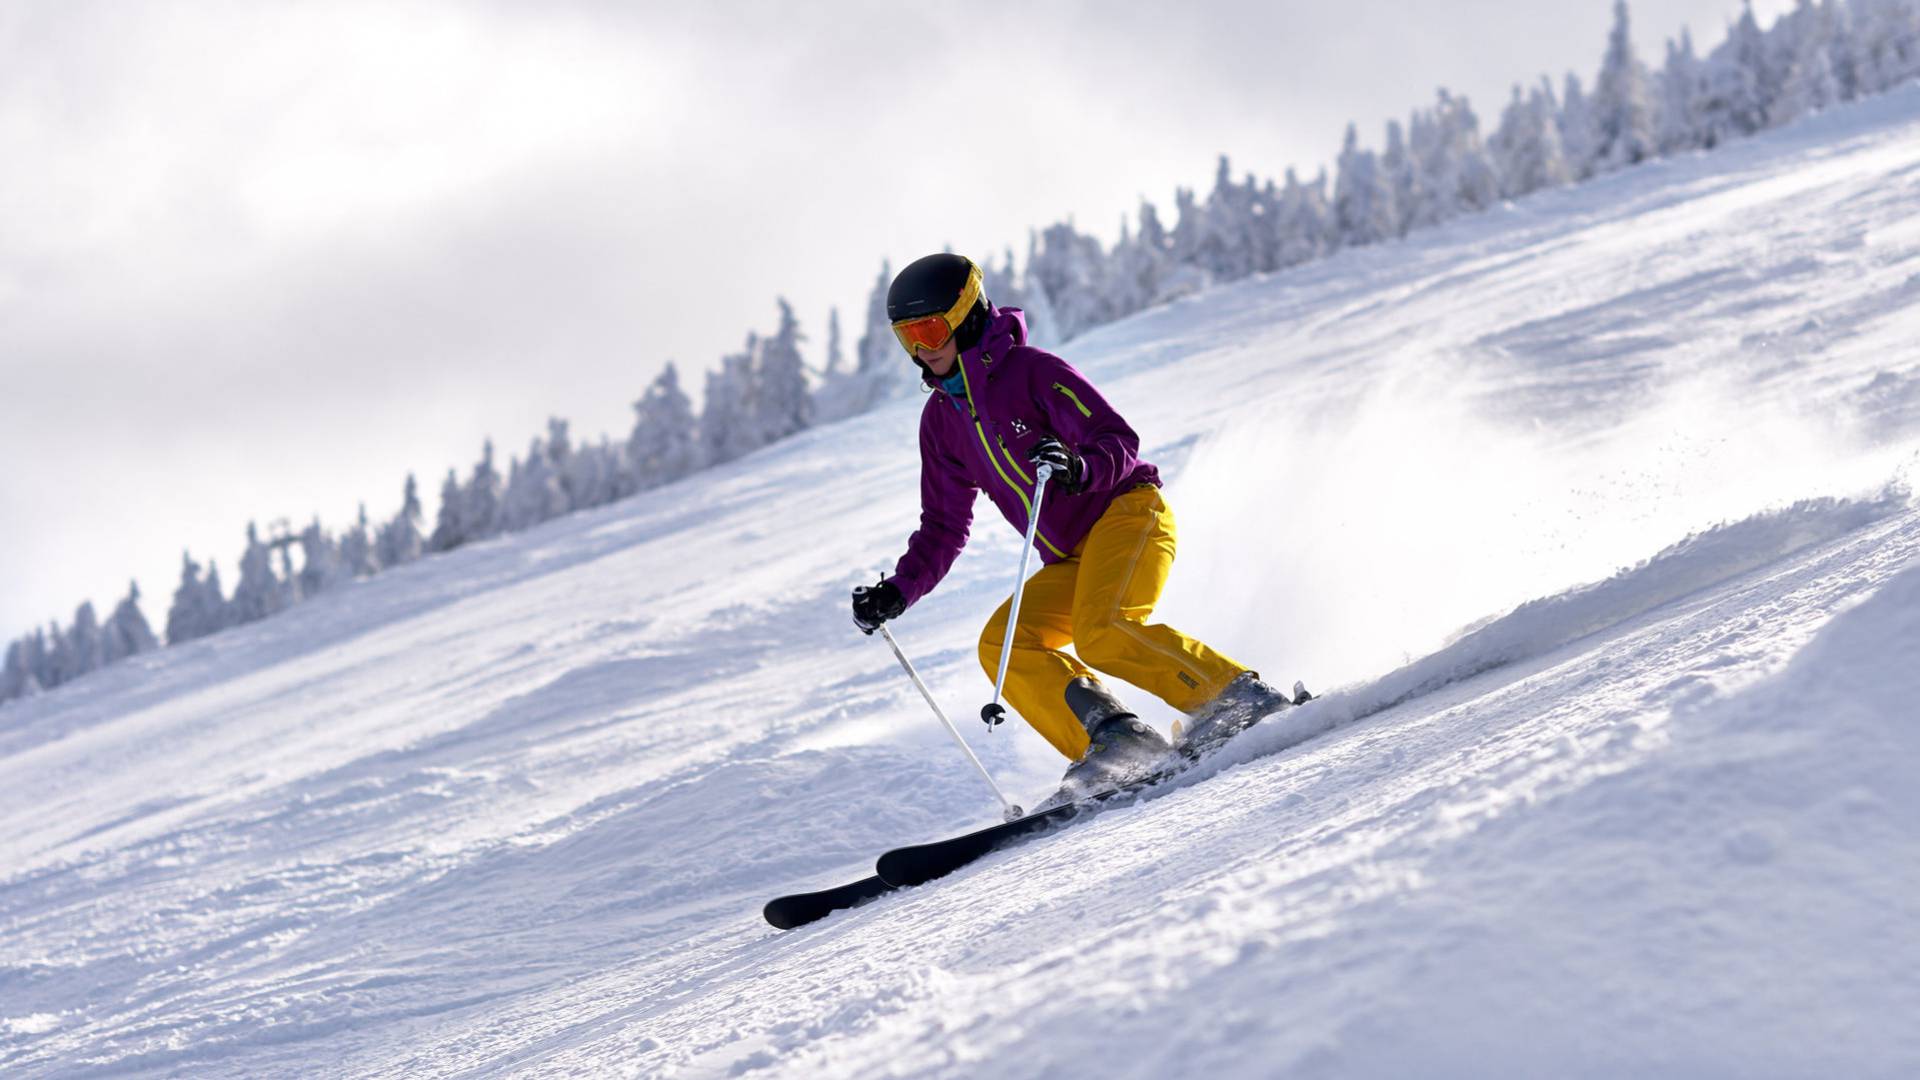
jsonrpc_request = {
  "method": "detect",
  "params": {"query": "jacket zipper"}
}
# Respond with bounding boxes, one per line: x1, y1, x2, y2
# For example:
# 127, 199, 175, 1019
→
957, 359, 1068, 559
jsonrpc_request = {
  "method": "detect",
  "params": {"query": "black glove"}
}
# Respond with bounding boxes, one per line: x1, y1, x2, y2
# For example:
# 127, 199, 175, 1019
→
851, 578, 905, 634
1027, 437, 1085, 494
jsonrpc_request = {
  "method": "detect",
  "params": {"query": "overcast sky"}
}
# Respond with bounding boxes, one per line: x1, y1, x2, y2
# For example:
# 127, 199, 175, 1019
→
0, 0, 1793, 642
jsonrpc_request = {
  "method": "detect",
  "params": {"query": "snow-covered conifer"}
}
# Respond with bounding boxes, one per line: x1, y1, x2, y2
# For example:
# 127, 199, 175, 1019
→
1276, 167, 1333, 268
1848, 0, 1895, 92
1823, 0, 1863, 100
298, 518, 348, 597
1333, 123, 1398, 246
463, 441, 505, 542
1493, 83, 1572, 196
1773, 2, 1845, 123
755, 299, 813, 445
502, 437, 568, 532
166, 552, 203, 644
1697, 4, 1772, 144
378, 474, 425, 567
429, 469, 464, 552
701, 346, 761, 466
1028, 222, 1112, 341
1382, 121, 1425, 236
629, 362, 700, 488
824, 307, 845, 376
231, 521, 290, 625
1657, 31, 1706, 153
2, 638, 36, 701
1196, 156, 1257, 280
853, 259, 896, 380
102, 581, 160, 664
340, 505, 379, 579
1558, 72, 1599, 179
566, 438, 623, 509
201, 563, 232, 634
1591, 0, 1658, 170
60, 602, 103, 683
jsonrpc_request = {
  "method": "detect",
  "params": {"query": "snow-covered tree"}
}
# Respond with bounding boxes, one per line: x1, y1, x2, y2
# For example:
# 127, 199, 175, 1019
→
1333, 123, 1398, 246
1773, 0, 1846, 122
1195, 156, 1258, 280
1381, 121, 1424, 236
629, 362, 700, 488
231, 521, 290, 625
429, 468, 464, 553
1697, 4, 1772, 145
754, 299, 813, 445
1492, 82, 1572, 197
701, 345, 761, 466
1276, 167, 1334, 268
1105, 200, 1173, 314
102, 581, 159, 664
502, 435, 568, 532
823, 307, 845, 376
377, 474, 425, 567
297, 518, 348, 597
853, 259, 896, 381
340, 505, 379, 579
463, 441, 504, 542
564, 438, 624, 509
1028, 222, 1111, 341
58, 602, 103, 684
2, 637, 38, 701
1592, 0, 1658, 170
1558, 72, 1599, 178
1657, 30, 1706, 153
165, 551, 228, 644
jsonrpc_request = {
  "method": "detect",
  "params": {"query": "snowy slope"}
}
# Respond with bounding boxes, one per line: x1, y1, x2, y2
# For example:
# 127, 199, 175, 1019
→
5, 87, 1920, 1078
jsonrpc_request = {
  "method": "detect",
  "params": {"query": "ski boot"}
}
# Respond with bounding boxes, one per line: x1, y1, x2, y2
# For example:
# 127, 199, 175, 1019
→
1180, 671, 1305, 758
1054, 676, 1177, 802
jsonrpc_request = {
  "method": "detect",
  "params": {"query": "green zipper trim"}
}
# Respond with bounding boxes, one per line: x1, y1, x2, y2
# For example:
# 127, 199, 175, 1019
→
998, 436, 1033, 485
960, 360, 1069, 560
1052, 382, 1094, 418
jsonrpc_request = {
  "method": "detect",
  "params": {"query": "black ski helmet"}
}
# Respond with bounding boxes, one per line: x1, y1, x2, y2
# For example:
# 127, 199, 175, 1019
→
887, 253, 990, 355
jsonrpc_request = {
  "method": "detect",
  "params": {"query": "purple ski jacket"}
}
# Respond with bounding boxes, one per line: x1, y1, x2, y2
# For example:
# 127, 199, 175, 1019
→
887, 305, 1160, 609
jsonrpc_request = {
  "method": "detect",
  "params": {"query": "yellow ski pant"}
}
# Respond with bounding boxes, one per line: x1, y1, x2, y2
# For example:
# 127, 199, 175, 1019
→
977, 484, 1248, 761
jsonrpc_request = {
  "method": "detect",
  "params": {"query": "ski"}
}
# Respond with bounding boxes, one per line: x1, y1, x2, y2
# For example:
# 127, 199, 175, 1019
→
765, 684, 1315, 927
763, 873, 896, 930
876, 682, 1313, 889
875, 771, 1164, 888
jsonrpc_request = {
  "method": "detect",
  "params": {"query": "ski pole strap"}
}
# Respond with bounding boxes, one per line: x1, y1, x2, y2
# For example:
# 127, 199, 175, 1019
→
878, 624, 1022, 820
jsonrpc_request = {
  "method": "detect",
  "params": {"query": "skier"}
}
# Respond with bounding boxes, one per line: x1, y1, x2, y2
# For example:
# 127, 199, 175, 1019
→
851, 253, 1299, 795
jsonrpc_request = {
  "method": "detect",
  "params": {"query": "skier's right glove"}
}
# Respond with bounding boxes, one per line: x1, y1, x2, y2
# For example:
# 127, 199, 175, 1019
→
851, 578, 905, 635
1027, 437, 1086, 494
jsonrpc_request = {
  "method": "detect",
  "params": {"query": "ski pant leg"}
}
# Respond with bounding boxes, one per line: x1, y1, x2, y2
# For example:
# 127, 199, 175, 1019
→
1070, 485, 1247, 714
978, 559, 1094, 761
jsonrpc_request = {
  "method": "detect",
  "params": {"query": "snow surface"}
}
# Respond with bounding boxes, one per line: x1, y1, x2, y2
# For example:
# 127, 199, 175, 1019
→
6, 87, 1920, 1078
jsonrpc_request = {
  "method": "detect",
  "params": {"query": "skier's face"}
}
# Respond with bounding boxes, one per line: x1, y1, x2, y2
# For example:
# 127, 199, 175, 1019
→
916, 335, 959, 377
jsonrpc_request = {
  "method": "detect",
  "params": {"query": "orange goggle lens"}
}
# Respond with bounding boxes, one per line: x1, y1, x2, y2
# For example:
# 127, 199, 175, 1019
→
892, 314, 954, 356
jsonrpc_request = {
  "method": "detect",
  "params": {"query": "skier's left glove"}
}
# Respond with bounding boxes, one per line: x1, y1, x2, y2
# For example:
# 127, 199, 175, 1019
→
851, 578, 905, 635
1027, 437, 1085, 494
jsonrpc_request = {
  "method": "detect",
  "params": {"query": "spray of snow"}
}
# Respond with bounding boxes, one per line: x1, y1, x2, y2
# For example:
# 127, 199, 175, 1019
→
1158, 356, 1920, 702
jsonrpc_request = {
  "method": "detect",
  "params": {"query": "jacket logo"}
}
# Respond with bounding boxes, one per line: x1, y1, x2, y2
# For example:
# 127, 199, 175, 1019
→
1010, 418, 1028, 435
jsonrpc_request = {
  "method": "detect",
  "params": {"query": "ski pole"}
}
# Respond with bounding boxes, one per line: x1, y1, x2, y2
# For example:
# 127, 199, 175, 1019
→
877, 624, 1024, 821
982, 462, 1054, 732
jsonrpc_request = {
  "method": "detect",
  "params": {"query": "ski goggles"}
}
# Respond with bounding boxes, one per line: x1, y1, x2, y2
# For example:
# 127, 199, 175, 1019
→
891, 264, 983, 356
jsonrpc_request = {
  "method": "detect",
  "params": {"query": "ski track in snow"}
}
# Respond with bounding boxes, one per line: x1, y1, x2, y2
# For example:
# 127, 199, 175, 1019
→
4, 88, 1920, 1078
